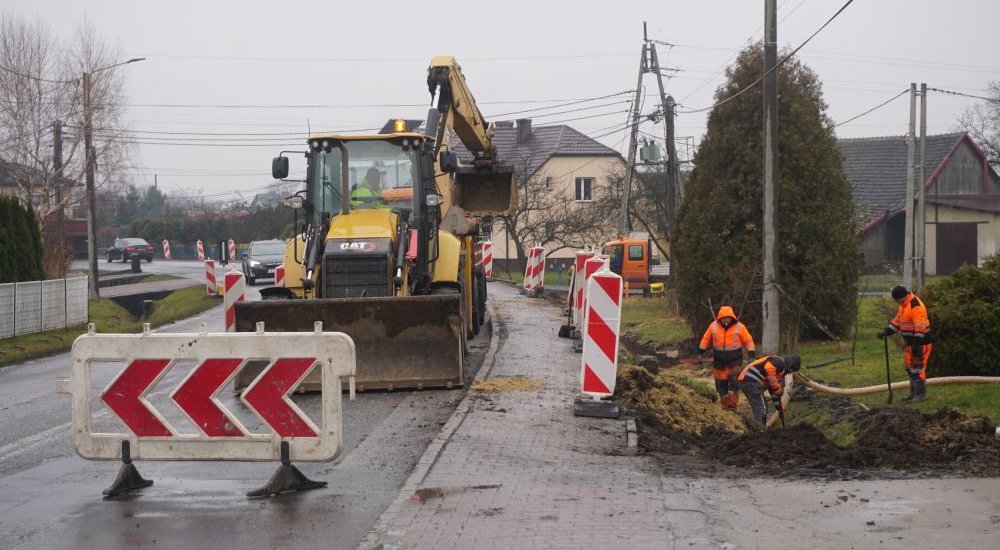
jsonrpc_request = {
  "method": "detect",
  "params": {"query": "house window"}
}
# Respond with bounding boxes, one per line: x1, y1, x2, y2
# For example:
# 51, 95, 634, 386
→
574, 177, 593, 202
544, 176, 553, 190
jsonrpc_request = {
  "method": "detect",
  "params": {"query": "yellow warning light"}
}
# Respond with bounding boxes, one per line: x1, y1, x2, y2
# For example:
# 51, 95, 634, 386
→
394, 119, 406, 132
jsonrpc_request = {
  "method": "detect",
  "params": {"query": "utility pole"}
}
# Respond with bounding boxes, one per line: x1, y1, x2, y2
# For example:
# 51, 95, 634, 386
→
646, 40, 681, 274
84, 70, 100, 300
916, 83, 927, 291
903, 83, 917, 290
761, 0, 780, 353
618, 26, 648, 236
52, 120, 64, 245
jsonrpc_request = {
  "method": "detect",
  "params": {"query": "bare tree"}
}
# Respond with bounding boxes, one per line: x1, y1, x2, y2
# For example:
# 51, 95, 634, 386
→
956, 80, 1000, 168
0, 14, 133, 233
589, 166, 672, 259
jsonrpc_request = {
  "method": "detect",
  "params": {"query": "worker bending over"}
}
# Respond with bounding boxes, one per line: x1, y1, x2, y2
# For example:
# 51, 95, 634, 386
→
878, 285, 932, 402
699, 306, 756, 409
738, 354, 801, 425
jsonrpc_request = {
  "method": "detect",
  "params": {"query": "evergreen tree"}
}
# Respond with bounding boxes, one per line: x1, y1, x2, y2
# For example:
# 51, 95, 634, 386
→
673, 45, 861, 348
0, 197, 44, 282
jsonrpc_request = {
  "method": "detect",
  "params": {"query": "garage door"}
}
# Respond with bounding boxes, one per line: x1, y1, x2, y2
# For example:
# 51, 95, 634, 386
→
936, 222, 978, 274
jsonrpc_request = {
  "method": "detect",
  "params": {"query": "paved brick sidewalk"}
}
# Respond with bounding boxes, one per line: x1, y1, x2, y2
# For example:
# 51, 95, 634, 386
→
362, 283, 715, 549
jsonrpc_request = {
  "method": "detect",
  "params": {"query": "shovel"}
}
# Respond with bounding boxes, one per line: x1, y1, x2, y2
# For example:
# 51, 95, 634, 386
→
883, 335, 894, 404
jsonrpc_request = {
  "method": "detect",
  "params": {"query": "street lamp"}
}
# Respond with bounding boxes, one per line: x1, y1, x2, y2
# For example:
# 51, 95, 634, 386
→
84, 57, 145, 300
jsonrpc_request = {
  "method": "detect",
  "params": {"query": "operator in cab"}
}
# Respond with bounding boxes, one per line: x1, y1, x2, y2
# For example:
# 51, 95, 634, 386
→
351, 167, 388, 208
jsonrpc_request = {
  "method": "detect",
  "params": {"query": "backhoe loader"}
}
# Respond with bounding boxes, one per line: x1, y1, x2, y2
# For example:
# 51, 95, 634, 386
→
233, 56, 516, 391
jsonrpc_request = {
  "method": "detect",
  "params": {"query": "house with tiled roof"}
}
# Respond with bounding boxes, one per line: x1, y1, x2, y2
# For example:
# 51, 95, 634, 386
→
839, 132, 1000, 274
451, 118, 625, 271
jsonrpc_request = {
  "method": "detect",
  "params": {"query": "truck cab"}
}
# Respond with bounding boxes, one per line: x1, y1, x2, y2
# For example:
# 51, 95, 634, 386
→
602, 235, 653, 295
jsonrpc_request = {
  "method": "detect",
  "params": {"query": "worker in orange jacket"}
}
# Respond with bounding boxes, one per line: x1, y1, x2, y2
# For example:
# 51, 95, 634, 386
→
699, 306, 756, 409
738, 354, 801, 425
878, 285, 932, 402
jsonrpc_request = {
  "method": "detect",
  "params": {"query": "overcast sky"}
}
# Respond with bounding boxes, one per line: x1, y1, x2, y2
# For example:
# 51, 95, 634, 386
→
5, 0, 998, 200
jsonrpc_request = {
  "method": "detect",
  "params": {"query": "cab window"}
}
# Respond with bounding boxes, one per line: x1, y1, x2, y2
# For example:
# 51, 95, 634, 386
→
628, 244, 644, 261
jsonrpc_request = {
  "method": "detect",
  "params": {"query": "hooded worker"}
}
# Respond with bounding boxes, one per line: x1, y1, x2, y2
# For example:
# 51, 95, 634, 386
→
698, 306, 756, 410
878, 285, 932, 402
738, 354, 801, 425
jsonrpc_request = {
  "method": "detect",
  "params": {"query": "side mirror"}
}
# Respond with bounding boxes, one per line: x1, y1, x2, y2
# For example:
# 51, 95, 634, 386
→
272, 156, 289, 179
439, 151, 458, 174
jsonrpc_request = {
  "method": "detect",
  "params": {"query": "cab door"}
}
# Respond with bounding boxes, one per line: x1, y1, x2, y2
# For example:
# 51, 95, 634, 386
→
623, 242, 648, 289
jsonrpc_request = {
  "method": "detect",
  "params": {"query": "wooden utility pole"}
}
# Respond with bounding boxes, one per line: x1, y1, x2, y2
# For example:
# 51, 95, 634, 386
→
618, 27, 648, 236
84, 70, 100, 300
903, 83, 916, 290
646, 41, 681, 273
52, 120, 64, 243
761, 0, 780, 353
916, 82, 927, 291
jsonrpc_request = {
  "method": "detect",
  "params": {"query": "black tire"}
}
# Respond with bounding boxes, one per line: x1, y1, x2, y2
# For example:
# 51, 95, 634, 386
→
476, 271, 487, 323
106, 253, 112, 263
247, 276, 256, 286
146, 257, 152, 263
470, 279, 482, 336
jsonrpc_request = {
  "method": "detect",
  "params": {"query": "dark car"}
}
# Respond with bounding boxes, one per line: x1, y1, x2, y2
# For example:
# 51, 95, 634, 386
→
107, 238, 154, 263
242, 240, 285, 285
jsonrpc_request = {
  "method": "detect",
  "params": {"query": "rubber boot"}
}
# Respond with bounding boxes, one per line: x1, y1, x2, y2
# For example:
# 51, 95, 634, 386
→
902, 380, 917, 402
911, 380, 927, 403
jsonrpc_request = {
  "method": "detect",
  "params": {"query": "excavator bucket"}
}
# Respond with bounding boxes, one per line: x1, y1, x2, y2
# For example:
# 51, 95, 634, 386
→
233, 295, 464, 391
454, 165, 517, 216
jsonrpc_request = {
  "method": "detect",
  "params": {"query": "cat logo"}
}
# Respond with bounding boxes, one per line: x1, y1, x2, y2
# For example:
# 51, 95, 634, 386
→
339, 241, 376, 252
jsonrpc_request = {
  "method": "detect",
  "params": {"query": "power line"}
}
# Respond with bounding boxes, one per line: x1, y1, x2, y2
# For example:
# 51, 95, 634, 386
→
116, 93, 643, 110
0, 64, 79, 84
834, 88, 909, 127
678, 0, 856, 114
927, 87, 999, 103
485, 90, 633, 118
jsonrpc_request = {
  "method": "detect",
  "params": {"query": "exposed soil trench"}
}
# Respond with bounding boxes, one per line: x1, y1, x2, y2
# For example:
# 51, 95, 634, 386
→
618, 334, 1000, 479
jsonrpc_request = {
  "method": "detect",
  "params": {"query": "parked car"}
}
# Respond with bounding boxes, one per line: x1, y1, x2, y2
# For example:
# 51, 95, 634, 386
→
242, 239, 285, 285
106, 238, 154, 263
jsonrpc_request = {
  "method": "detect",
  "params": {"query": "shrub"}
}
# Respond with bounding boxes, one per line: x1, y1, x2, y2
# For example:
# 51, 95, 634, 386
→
921, 255, 1000, 376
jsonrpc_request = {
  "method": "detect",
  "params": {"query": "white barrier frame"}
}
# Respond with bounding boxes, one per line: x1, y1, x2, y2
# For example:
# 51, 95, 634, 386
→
57, 323, 356, 462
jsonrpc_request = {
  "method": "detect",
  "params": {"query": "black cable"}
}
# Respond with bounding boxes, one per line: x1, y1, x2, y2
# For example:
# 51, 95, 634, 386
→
0, 64, 78, 84
834, 89, 909, 127
927, 87, 1000, 103
485, 90, 633, 118
678, 0, 856, 114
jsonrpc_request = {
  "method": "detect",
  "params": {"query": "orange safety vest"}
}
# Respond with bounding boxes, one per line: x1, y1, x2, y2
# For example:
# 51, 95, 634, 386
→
738, 356, 785, 395
889, 292, 931, 343
699, 306, 755, 353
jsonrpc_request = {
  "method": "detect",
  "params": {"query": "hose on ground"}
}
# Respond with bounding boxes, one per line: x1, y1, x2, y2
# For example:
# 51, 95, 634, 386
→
793, 372, 1000, 396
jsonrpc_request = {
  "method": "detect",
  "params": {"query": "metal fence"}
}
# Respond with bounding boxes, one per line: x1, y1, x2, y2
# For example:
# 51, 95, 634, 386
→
0, 276, 89, 339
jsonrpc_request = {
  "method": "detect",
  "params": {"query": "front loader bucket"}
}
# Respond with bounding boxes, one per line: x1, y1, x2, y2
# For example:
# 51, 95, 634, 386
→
234, 295, 463, 391
454, 165, 517, 216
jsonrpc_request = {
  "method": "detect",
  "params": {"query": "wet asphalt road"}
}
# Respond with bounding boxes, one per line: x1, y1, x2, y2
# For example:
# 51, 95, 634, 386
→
0, 269, 492, 550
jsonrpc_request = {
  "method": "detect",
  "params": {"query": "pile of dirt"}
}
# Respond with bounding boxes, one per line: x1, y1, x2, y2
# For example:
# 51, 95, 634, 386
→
852, 408, 1000, 475
622, 364, 1000, 478
471, 376, 544, 393
617, 364, 746, 442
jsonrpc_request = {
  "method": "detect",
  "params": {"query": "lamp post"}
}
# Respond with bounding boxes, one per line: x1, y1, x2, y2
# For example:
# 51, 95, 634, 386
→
84, 57, 144, 300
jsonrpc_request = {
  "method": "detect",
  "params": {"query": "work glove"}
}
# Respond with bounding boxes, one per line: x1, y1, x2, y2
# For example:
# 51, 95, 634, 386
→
876, 330, 888, 340
747, 350, 757, 360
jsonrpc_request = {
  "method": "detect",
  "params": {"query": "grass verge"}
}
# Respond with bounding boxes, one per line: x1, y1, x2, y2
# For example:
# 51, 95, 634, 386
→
0, 285, 220, 368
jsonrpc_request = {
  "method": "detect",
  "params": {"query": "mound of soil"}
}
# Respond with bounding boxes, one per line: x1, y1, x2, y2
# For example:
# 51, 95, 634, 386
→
620, 364, 1000, 478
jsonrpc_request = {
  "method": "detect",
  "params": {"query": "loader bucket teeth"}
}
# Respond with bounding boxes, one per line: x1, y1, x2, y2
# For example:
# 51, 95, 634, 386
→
454, 166, 517, 216
233, 295, 464, 391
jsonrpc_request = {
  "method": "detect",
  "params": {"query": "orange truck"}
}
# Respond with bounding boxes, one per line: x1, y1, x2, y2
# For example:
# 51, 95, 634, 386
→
601, 234, 661, 296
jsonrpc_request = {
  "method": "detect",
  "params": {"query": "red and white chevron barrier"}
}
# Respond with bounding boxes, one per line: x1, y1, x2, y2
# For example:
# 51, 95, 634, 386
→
522, 246, 546, 295
224, 271, 246, 332
228, 239, 237, 262
481, 241, 494, 281
162, 239, 171, 260
580, 265, 622, 397
572, 251, 595, 327
204, 259, 217, 296
275, 264, 285, 286
196, 239, 205, 261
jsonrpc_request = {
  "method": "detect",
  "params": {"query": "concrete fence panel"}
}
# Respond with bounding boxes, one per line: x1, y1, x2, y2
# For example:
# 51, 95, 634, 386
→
0, 276, 89, 339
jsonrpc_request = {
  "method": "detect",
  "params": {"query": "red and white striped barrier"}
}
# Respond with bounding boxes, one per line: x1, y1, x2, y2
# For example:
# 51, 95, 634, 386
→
196, 239, 205, 261
204, 259, 217, 296
580, 265, 622, 397
481, 241, 494, 280
228, 239, 236, 262
162, 239, 171, 260
274, 264, 285, 287
522, 246, 546, 294
223, 271, 246, 332
572, 251, 595, 327
579, 255, 608, 325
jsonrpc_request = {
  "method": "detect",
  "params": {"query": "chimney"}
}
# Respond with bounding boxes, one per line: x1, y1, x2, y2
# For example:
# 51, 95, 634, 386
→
516, 118, 532, 143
